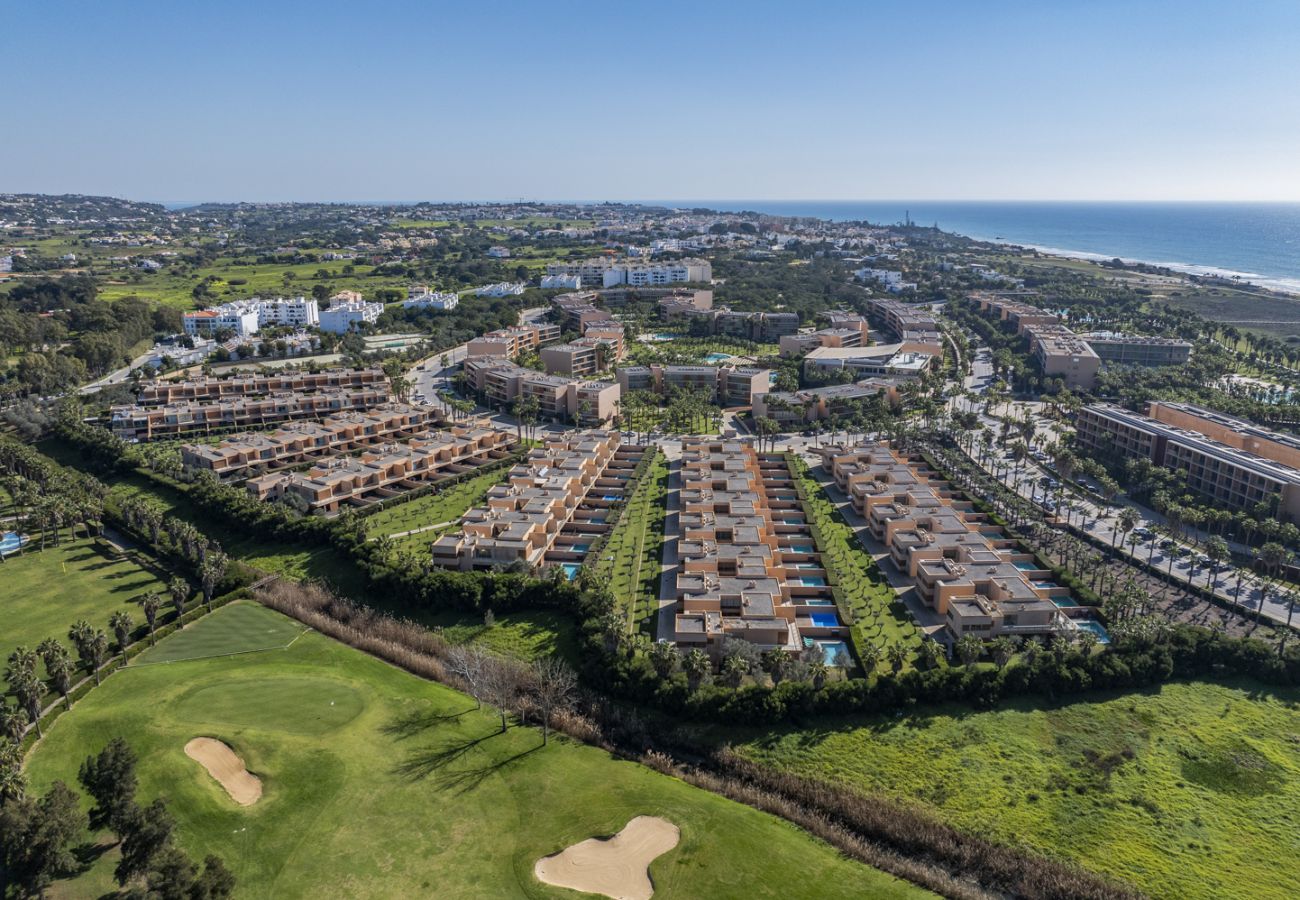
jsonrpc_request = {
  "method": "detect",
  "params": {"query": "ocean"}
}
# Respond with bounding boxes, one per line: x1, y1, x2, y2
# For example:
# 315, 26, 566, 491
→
667, 201, 1300, 296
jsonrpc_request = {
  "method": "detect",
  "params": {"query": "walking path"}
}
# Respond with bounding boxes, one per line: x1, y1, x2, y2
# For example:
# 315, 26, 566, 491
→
655, 461, 683, 643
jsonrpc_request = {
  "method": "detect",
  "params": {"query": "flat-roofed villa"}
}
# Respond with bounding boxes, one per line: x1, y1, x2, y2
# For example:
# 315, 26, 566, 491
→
134, 367, 388, 405
246, 425, 514, 514
180, 402, 440, 479
431, 431, 643, 573
818, 444, 1075, 642
671, 438, 849, 661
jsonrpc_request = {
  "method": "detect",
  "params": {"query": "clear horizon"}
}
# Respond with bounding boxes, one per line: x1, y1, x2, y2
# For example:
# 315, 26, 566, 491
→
5, 0, 1299, 202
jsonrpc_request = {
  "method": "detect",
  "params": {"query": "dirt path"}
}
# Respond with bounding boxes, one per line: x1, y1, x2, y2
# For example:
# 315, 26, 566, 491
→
184, 737, 262, 806
535, 816, 679, 900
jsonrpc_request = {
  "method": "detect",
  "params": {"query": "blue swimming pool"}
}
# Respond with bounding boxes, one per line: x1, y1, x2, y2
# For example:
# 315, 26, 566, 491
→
561, 563, 582, 581
652, 333, 683, 341
1052, 597, 1080, 608
803, 598, 835, 607
784, 518, 804, 524
570, 543, 591, 554
704, 352, 733, 363
786, 544, 815, 553
1076, 620, 1110, 644
808, 612, 840, 628
794, 562, 820, 569
602, 494, 621, 501
0, 532, 25, 555
800, 576, 827, 587
1014, 561, 1039, 571
818, 640, 852, 665
1032, 580, 1056, 590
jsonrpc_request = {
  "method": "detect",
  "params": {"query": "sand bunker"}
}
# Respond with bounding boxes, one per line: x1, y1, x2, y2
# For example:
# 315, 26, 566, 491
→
534, 816, 679, 900
184, 737, 262, 806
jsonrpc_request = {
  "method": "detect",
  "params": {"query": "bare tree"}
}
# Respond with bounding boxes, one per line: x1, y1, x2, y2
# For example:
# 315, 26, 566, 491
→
446, 645, 489, 710
530, 658, 576, 746
481, 654, 523, 734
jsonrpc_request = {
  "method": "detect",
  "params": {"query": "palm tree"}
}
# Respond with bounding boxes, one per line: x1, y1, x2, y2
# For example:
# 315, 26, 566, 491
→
683, 649, 711, 692
885, 643, 908, 674
916, 639, 942, 670
169, 578, 189, 627
0, 706, 28, 744
86, 630, 109, 686
109, 611, 134, 662
200, 552, 228, 606
1115, 507, 1139, 550
955, 634, 983, 667
721, 653, 749, 688
142, 593, 162, 646
989, 636, 1015, 670
1203, 536, 1229, 589
858, 642, 882, 672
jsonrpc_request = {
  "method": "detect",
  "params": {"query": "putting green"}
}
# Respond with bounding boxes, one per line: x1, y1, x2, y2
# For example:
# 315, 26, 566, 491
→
25, 607, 932, 900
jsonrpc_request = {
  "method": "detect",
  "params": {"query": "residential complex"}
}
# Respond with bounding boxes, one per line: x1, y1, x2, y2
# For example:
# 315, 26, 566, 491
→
820, 444, 1073, 641
1079, 332, 1193, 367
134, 368, 388, 406
465, 322, 563, 359
182, 296, 321, 337
110, 386, 389, 441
860, 297, 943, 352
540, 323, 626, 376
474, 282, 526, 297
545, 257, 712, 288
179, 402, 440, 478
539, 273, 583, 290
247, 426, 514, 515
778, 315, 871, 357
855, 267, 916, 293
966, 292, 1099, 390
431, 431, 638, 571
462, 357, 620, 424
319, 298, 383, 333
616, 363, 770, 406
671, 439, 848, 658
1074, 402, 1300, 519
402, 285, 459, 311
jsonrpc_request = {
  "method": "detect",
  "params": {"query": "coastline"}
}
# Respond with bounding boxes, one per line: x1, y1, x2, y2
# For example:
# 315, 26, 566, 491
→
981, 237, 1300, 300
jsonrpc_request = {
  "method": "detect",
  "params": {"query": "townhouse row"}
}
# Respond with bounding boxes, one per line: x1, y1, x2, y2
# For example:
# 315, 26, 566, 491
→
135, 367, 388, 406
671, 439, 848, 660
110, 386, 390, 441
821, 444, 1078, 642
247, 426, 515, 515
431, 431, 636, 571
179, 402, 441, 478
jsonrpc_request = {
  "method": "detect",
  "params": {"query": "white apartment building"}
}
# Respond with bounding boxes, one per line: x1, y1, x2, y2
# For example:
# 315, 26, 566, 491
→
856, 267, 916, 293
319, 299, 383, 333
474, 282, 526, 297
539, 273, 582, 290
487, 246, 511, 258
182, 297, 319, 337
402, 289, 459, 311
182, 307, 261, 337
252, 296, 320, 328
602, 259, 712, 288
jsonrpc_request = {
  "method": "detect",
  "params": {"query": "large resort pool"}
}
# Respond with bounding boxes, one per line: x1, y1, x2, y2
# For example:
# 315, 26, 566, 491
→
0, 532, 27, 556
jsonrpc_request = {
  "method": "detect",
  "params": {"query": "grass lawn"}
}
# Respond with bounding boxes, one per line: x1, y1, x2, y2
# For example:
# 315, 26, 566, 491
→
728, 679, 1300, 900
0, 535, 168, 665
135, 601, 307, 664
364, 466, 514, 555
24, 604, 930, 900
590, 450, 668, 634
424, 608, 579, 663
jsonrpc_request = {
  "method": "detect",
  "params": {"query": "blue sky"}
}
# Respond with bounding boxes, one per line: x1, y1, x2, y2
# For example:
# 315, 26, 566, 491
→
4, 0, 1299, 202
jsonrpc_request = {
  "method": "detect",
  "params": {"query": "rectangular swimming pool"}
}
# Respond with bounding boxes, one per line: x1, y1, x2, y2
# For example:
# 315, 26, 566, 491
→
1014, 561, 1040, 571
562, 563, 581, 581
1075, 620, 1110, 644
816, 640, 852, 664
800, 576, 827, 587
808, 612, 840, 628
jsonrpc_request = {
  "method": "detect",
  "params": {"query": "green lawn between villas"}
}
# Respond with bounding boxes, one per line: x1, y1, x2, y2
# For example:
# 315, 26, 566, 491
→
728, 679, 1300, 900
24, 604, 931, 900
363, 465, 514, 555
0, 534, 169, 666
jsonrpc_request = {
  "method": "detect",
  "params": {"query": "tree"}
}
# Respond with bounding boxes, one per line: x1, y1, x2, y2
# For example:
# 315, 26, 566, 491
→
446, 645, 489, 710
720, 652, 750, 688
885, 642, 908, 674
858, 642, 882, 672
38, 640, 75, 711
191, 854, 237, 900
760, 650, 791, 685
79, 738, 138, 835
648, 640, 679, 679
0, 780, 83, 896
955, 634, 983, 667
0, 741, 26, 802
86, 630, 109, 686
989, 636, 1015, 670
1115, 506, 1139, 550
481, 654, 522, 734
170, 580, 189, 627
682, 648, 712, 692
916, 639, 942, 671
145, 845, 198, 900
1203, 535, 1229, 588
115, 799, 175, 887
110, 610, 134, 661
199, 552, 228, 606
0, 705, 28, 744
142, 592, 162, 645
530, 658, 576, 746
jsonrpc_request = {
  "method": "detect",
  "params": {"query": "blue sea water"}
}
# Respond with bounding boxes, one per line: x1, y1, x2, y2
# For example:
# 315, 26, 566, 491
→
666, 201, 1300, 295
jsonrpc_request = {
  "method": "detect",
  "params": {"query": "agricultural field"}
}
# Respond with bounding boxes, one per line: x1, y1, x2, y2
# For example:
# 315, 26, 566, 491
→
25, 603, 930, 900
729, 679, 1300, 900
0, 534, 169, 664
363, 465, 515, 555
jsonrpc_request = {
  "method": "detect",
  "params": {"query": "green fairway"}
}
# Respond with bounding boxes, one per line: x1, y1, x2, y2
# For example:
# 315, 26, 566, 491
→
136, 601, 306, 664
0, 535, 167, 665
729, 680, 1300, 900
24, 604, 931, 899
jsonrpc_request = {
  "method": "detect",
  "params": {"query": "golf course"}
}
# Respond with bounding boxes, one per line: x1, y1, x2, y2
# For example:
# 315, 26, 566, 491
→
24, 602, 932, 899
